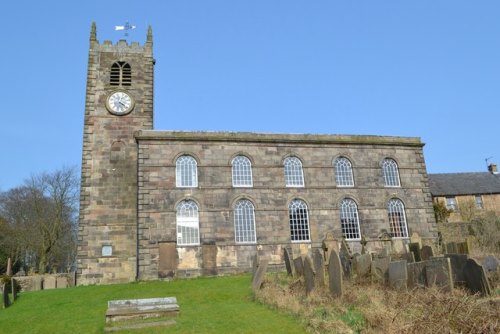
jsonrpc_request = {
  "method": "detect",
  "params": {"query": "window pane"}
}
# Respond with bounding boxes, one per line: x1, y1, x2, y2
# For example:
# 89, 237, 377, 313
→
176, 200, 200, 245
382, 159, 401, 187
284, 157, 304, 187
288, 199, 310, 241
176, 155, 198, 187
340, 199, 361, 240
388, 199, 408, 238
234, 200, 256, 243
232, 156, 253, 187
335, 157, 354, 187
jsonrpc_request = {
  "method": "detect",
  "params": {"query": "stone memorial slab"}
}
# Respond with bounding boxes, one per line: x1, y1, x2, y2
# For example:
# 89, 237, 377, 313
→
313, 249, 325, 287
251, 260, 268, 291
444, 254, 468, 285
283, 248, 293, 276
407, 262, 427, 288
44, 276, 56, 290
354, 253, 372, 277
6, 257, 12, 276
328, 250, 343, 298
481, 255, 498, 273
70, 271, 77, 287
410, 232, 422, 248
380, 245, 391, 258
388, 260, 407, 290
158, 242, 177, 279
2, 285, 9, 308
401, 251, 415, 263
293, 256, 304, 277
303, 256, 315, 295
464, 258, 491, 296
371, 256, 391, 283
339, 240, 352, 280
420, 246, 434, 261
31, 276, 43, 291
56, 276, 68, 289
251, 254, 259, 279
408, 243, 421, 262
456, 241, 469, 255
425, 258, 453, 292
391, 239, 407, 254
106, 297, 180, 323
322, 232, 339, 265
446, 242, 458, 254
201, 243, 217, 276
11, 278, 17, 301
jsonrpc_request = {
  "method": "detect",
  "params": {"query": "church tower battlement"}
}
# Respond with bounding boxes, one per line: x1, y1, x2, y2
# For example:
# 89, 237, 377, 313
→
78, 22, 154, 284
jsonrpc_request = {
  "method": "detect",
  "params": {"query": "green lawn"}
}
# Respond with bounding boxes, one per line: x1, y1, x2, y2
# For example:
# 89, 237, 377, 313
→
0, 275, 306, 333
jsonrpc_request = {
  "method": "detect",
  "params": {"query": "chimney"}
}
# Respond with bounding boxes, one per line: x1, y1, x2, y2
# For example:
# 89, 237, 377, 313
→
488, 163, 498, 174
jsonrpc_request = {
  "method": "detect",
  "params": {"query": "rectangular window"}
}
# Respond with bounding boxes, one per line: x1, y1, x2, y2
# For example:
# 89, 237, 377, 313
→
446, 197, 457, 211
475, 195, 483, 209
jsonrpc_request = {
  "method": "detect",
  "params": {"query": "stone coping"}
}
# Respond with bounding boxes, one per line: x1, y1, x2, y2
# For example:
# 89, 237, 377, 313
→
135, 130, 424, 147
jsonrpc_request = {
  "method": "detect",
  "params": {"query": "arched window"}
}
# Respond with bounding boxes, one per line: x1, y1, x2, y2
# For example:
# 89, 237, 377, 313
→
340, 198, 361, 240
387, 199, 408, 238
234, 199, 256, 243
110, 61, 132, 86
382, 158, 401, 187
176, 200, 200, 246
335, 157, 354, 187
232, 156, 253, 187
284, 156, 304, 187
288, 199, 310, 242
176, 155, 198, 187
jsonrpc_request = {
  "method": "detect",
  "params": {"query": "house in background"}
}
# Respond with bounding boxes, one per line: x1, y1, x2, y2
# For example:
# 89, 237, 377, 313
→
429, 164, 500, 222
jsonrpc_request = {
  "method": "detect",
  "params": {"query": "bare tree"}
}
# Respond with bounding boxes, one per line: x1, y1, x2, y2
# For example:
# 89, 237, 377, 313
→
0, 166, 79, 274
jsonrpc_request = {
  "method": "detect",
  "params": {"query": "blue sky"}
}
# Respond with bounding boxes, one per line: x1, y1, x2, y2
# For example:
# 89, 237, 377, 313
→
1, 1, 499, 191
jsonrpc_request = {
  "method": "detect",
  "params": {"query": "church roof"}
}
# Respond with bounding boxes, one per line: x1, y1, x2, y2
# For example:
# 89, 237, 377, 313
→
428, 172, 500, 196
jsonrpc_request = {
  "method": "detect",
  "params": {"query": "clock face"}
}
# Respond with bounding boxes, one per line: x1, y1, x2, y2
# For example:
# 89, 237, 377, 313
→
106, 91, 135, 115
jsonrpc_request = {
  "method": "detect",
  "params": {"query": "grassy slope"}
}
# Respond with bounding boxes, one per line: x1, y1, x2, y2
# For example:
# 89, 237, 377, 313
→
0, 275, 306, 334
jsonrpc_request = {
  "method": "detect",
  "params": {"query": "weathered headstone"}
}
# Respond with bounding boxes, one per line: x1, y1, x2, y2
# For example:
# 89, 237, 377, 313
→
456, 241, 469, 255
322, 232, 339, 265
70, 271, 77, 287
251, 254, 259, 280
339, 239, 352, 280
44, 276, 57, 290
388, 260, 408, 290
283, 248, 293, 276
420, 246, 434, 261
158, 242, 178, 279
251, 260, 268, 291
401, 251, 415, 263
371, 256, 391, 283
482, 255, 499, 273
446, 242, 458, 254
463, 258, 491, 296
31, 276, 43, 291
408, 243, 421, 262
328, 250, 343, 298
1, 285, 9, 308
407, 261, 427, 288
6, 257, 12, 276
380, 245, 391, 258
303, 256, 315, 295
425, 257, 454, 292
105, 297, 180, 324
444, 254, 468, 285
410, 232, 422, 248
11, 278, 17, 301
391, 239, 407, 254
201, 243, 217, 276
313, 249, 325, 287
353, 253, 372, 277
293, 256, 304, 277
56, 276, 68, 289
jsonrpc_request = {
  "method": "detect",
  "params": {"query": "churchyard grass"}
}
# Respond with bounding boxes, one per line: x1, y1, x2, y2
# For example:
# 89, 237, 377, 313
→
0, 274, 306, 334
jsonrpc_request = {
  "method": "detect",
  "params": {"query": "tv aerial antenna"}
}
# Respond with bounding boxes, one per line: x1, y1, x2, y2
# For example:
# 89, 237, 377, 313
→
485, 156, 494, 168
115, 21, 136, 37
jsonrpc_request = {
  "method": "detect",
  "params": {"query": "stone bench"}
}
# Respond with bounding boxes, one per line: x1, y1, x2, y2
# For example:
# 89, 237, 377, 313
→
105, 297, 180, 323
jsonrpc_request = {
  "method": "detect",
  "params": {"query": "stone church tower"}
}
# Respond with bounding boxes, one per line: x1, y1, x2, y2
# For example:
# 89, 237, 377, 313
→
77, 23, 154, 284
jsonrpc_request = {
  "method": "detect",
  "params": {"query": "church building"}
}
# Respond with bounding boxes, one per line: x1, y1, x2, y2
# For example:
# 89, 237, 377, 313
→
77, 24, 437, 285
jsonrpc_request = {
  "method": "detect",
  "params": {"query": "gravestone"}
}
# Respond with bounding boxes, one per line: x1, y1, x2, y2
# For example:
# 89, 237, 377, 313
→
322, 232, 339, 265
401, 251, 415, 263
44, 276, 57, 290
339, 239, 352, 280
408, 243, 421, 262
410, 232, 422, 248
353, 253, 372, 277
303, 256, 315, 295
456, 241, 469, 255
446, 242, 458, 254
70, 271, 77, 287
407, 262, 427, 288
283, 248, 293, 276
463, 258, 491, 296
201, 243, 217, 276
11, 278, 17, 301
482, 255, 499, 272
293, 256, 304, 277
388, 260, 407, 290
425, 257, 454, 292
159, 242, 178, 279
380, 245, 391, 258
56, 276, 68, 289
313, 249, 325, 287
444, 254, 468, 285
105, 297, 180, 325
391, 239, 407, 254
2, 285, 8, 308
6, 257, 12, 276
31, 276, 43, 291
420, 246, 434, 261
251, 260, 268, 291
328, 249, 343, 298
251, 254, 259, 279
371, 256, 391, 283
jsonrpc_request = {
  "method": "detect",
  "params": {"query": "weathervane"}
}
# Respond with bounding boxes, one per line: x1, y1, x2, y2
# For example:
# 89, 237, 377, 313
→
115, 21, 136, 37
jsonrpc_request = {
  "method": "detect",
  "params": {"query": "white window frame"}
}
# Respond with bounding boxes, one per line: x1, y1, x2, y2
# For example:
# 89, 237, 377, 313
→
446, 197, 458, 211
340, 198, 361, 240
335, 157, 354, 187
387, 198, 408, 238
234, 199, 257, 244
475, 195, 483, 209
284, 157, 305, 187
176, 155, 198, 188
288, 199, 310, 242
232, 155, 253, 187
382, 158, 401, 187
176, 200, 200, 246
